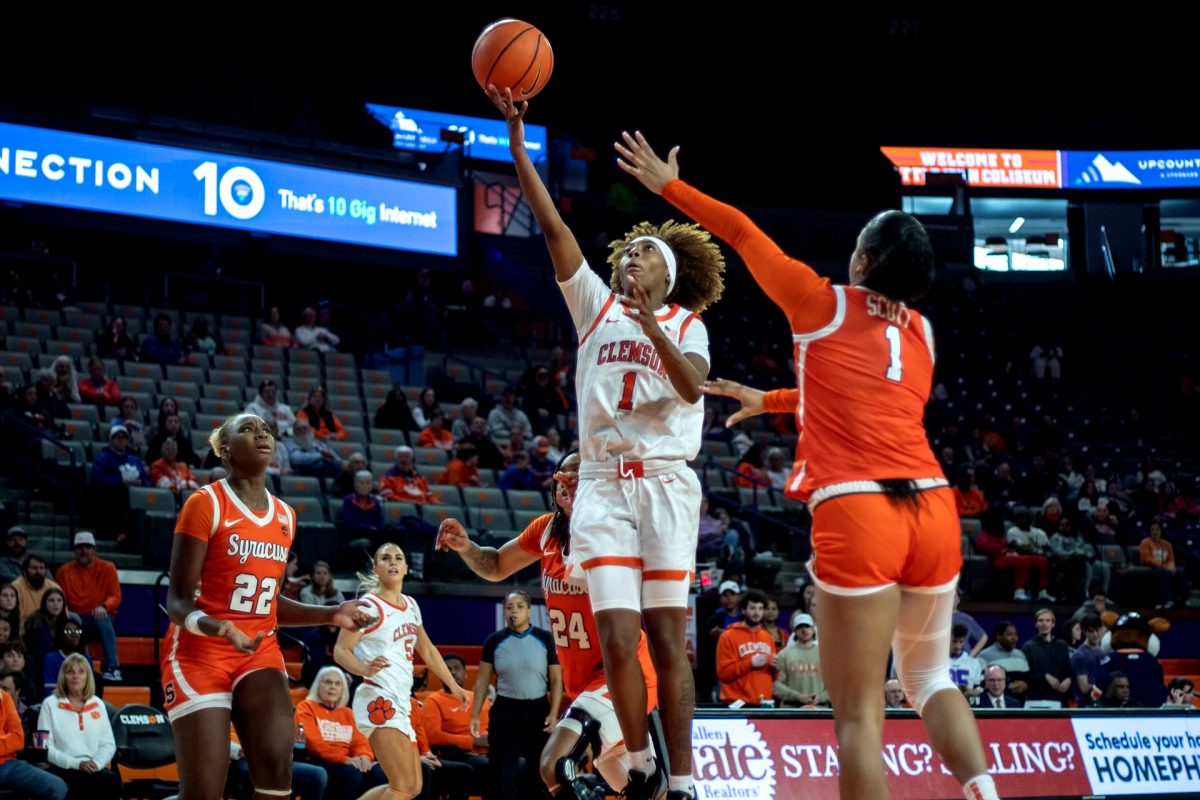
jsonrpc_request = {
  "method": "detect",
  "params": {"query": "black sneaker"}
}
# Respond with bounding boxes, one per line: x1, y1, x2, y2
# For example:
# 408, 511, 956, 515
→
624, 766, 667, 800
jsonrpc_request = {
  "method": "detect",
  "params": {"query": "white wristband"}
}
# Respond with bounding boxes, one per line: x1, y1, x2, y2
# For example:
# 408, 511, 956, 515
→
184, 610, 211, 636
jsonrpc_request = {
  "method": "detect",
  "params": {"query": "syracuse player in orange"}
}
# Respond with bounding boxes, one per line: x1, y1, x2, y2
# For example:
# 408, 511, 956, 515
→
488, 84, 724, 800
163, 413, 374, 800
436, 451, 659, 799
617, 133, 1000, 800
334, 543, 469, 800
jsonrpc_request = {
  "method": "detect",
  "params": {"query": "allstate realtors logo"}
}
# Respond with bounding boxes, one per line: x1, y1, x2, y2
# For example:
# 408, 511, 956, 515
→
1075, 154, 1141, 185
693, 718, 776, 799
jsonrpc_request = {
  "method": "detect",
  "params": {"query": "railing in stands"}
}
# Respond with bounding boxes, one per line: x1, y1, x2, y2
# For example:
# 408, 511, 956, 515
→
442, 353, 518, 393
699, 457, 809, 538
0, 410, 80, 544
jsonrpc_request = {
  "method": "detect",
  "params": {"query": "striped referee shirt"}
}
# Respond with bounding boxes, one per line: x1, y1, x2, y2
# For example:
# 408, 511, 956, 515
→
481, 625, 558, 700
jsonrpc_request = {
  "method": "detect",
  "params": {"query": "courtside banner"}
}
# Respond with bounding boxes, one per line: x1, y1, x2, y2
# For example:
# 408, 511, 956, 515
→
1072, 716, 1200, 795
1064, 149, 1200, 189
0, 121, 458, 255
690, 714, 1200, 798
881, 147, 1063, 189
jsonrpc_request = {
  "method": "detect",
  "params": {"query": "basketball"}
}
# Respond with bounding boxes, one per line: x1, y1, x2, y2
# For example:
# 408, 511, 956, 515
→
471, 18, 554, 100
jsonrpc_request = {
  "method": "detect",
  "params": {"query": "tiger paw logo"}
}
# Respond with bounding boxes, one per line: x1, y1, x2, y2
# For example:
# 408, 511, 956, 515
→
367, 697, 396, 726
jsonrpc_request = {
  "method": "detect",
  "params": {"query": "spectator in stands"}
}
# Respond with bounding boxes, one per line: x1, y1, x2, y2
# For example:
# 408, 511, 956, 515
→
16, 383, 59, 432
953, 468, 988, 519
974, 511, 1049, 602
297, 386, 348, 441
1136, 456, 1167, 489
1132, 479, 1160, 520
499, 426, 528, 469
980, 666, 1021, 709
884, 679, 906, 709
474, 590, 561, 800
29, 375, 65, 427
1050, 516, 1107, 600
773, 612, 826, 707
702, 405, 730, 442
1, 661, 30, 717
108, 397, 147, 452
1, 662, 68, 800
948, 623, 984, 704
543, 426, 566, 464
260, 306, 293, 347
228, 727, 328, 800
498, 451, 541, 492
763, 448, 790, 491
487, 387, 532, 444
522, 366, 568, 433
1084, 503, 1121, 545
1139, 519, 1190, 608
294, 307, 341, 352
138, 313, 186, 365
299, 561, 343, 608
264, 419, 292, 477
984, 462, 1018, 506
379, 446, 435, 504
717, 589, 777, 706
286, 419, 343, 480
1021, 609, 1073, 704
184, 316, 224, 356
952, 589, 988, 658
294, 666, 386, 800
152, 396, 179, 435
1100, 672, 1142, 708
424, 653, 491, 795
146, 412, 201, 468
418, 409, 455, 451
150, 437, 200, 495
12, 556, 61, 628
41, 620, 86, 694
407, 387, 438, 431
246, 379, 297, 437
1005, 508, 1055, 602
440, 444, 482, 487
483, 283, 512, 310
527, 435, 556, 487
1165, 677, 1195, 707
451, 397, 479, 441
330, 451, 369, 497
0, 580, 20, 630
77, 358, 119, 407
0, 619, 10, 646
55, 532, 122, 682
94, 316, 136, 361
732, 444, 769, 490
373, 388, 420, 432
977, 621, 1030, 697
762, 597, 786, 652
1156, 481, 1186, 519
1, 528, 28, 585
1059, 457, 1085, 501
2, 643, 27, 683
22, 587, 67, 688
338, 471, 384, 535
464, 416, 506, 471
1035, 496, 1064, 536
1019, 456, 1057, 507
48, 356, 80, 405
90, 425, 152, 493
1070, 615, 1105, 706
38, 653, 119, 800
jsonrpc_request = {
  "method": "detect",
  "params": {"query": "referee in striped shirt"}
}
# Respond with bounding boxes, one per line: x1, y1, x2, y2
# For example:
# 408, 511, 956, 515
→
472, 590, 562, 800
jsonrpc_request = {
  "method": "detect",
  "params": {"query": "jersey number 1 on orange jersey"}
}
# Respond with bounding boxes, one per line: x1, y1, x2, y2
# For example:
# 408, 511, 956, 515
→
229, 574, 279, 615
884, 325, 903, 382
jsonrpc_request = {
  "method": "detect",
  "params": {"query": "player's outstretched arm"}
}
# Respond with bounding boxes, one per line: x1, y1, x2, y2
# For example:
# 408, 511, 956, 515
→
487, 85, 584, 282
435, 518, 536, 581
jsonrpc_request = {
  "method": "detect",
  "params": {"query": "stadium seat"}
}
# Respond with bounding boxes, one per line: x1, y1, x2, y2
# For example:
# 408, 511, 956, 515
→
279, 475, 322, 497
505, 490, 547, 511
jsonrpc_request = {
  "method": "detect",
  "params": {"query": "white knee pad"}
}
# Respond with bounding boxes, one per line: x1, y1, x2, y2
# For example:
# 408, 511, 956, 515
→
891, 582, 959, 716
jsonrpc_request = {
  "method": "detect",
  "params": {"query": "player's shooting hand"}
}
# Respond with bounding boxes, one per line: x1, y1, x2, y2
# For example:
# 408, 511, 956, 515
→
615, 130, 679, 195
436, 518, 470, 552
486, 85, 527, 151
703, 379, 766, 426
619, 279, 661, 339
217, 621, 264, 654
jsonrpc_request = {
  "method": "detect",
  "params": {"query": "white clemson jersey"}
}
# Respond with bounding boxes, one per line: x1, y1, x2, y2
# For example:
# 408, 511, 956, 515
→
353, 592, 422, 701
559, 262, 708, 464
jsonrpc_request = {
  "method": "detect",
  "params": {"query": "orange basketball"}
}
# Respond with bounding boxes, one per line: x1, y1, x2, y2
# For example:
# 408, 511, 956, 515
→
471, 18, 554, 101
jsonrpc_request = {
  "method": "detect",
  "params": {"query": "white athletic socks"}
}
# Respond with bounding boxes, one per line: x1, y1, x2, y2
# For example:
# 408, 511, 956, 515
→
962, 773, 999, 800
628, 746, 655, 775
668, 775, 694, 793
